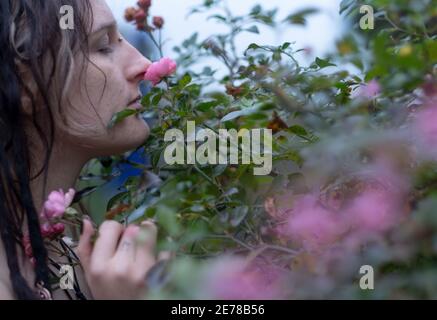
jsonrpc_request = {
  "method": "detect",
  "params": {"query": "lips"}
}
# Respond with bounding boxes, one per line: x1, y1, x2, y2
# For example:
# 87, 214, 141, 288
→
127, 95, 142, 109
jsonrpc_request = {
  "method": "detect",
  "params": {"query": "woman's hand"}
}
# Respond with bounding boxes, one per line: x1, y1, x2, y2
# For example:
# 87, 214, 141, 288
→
77, 218, 162, 300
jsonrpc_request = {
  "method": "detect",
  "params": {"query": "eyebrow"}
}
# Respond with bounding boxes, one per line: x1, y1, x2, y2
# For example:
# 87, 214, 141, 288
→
90, 20, 118, 36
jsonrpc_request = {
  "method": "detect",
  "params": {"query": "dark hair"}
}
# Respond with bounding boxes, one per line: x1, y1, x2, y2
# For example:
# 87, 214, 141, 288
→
0, 0, 92, 299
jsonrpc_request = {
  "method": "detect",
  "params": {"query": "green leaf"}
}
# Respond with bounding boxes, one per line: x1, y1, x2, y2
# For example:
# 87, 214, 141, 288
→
108, 109, 137, 129
179, 74, 192, 88
339, 0, 355, 15
315, 57, 337, 69
287, 125, 312, 138
230, 206, 249, 227
106, 192, 129, 212
223, 187, 239, 197
246, 25, 260, 34
272, 50, 282, 61
152, 92, 163, 106
284, 8, 319, 25
425, 39, 437, 62
196, 100, 221, 112
282, 42, 291, 50
250, 5, 262, 16
190, 204, 205, 213
213, 164, 228, 177
72, 186, 98, 203
221, 106, 261, 122
245, 43, 260, 55
207, 14, 226, 22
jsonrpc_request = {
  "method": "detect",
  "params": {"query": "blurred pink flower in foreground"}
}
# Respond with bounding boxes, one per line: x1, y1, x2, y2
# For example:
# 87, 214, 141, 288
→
204, 257, 282, 299
42, 188, 75, 220
40, 188, 75, 238
346, 188, 401, 233
274, 162, 407, 250
24, 188, 75, 264
144, 57, 177, 86
279, 195, 346, 251
357, 79, 381, 99
411, 99, 437, 158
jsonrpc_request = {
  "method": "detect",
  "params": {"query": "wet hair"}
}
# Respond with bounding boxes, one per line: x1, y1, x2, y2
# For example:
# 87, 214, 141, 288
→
0, 0, 93, 299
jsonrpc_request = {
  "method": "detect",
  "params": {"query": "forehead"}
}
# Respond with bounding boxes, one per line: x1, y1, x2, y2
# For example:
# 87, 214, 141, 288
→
90, 0, 116, 32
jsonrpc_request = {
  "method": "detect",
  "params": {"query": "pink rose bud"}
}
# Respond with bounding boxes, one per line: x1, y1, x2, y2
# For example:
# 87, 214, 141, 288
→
134, 9, 147, 24
144, 57, 177, 86
138, 0, 152, 10
153, 16, 164, 29
124, 7, 138, 22
53, 223, 66, 235
41, 223, 54, 238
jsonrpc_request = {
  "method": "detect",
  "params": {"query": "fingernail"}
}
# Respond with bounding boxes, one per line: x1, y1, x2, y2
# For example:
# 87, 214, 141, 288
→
141, 218, 156, 226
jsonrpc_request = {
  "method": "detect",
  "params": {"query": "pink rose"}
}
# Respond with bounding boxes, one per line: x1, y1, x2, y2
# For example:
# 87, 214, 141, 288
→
144, 57, 177, 86
42, 188, 75, 220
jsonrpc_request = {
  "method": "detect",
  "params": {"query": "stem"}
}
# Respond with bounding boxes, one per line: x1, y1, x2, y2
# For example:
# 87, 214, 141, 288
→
146, 31, 164, 58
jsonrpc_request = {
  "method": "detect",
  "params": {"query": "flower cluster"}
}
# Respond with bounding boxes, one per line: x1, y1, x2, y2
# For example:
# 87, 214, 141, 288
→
124, 0, 164, 31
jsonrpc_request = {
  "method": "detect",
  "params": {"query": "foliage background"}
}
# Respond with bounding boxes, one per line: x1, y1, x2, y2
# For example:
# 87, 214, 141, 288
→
76, 0, 437, 299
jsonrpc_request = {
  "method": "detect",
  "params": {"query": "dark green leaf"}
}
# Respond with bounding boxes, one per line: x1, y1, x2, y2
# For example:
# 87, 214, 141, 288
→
246, 25, 260, 34
106, 192, 129, 212
315, 57, 337, 69
108, 109, 137, 129
284, 8, 319, 25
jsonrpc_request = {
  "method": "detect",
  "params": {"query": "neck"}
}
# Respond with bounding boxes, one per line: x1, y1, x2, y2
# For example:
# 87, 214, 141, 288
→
29, 140, 90, 212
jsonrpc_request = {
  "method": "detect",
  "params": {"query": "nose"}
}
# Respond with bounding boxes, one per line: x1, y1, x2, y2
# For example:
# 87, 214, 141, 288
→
125, 42, 152, 84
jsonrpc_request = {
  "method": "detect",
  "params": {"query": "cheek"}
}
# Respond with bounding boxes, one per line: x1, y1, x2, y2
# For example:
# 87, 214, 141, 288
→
84, 66, 126, 122
64, 63, 126, 128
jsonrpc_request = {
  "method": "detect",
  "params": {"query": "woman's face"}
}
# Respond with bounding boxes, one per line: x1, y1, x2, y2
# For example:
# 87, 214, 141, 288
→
59, 0, 151, 157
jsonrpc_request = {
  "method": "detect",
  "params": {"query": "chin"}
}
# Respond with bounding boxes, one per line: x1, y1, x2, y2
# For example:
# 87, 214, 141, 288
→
103, 117, 151, 156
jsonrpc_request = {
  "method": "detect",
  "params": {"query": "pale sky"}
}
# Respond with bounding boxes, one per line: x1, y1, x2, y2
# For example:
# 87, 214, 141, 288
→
107, 0, 344, 61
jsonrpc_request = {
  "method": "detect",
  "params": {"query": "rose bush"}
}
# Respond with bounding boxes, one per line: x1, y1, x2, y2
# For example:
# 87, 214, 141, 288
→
73, 0, 437, 299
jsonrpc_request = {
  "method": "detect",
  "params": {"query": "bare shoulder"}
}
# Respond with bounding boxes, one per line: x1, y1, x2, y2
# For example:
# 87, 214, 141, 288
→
0, 281, 14, 300
0, 239, 14, 299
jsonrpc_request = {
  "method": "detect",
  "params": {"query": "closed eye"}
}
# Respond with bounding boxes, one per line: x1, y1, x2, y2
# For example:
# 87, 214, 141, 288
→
97, 33, 113, 54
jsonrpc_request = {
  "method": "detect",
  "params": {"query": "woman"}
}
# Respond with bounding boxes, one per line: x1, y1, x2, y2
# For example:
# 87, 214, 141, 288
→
0, 0, 163, 299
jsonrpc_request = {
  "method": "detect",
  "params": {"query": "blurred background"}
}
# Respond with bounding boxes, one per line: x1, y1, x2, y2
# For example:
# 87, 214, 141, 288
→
108, 0, 344, 63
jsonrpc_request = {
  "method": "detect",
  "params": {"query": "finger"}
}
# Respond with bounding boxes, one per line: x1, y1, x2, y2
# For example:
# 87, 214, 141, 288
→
135, 221, 158, 268
113, 225, 140, 263
91, 220, 124, 264
77, 218, 95, 269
